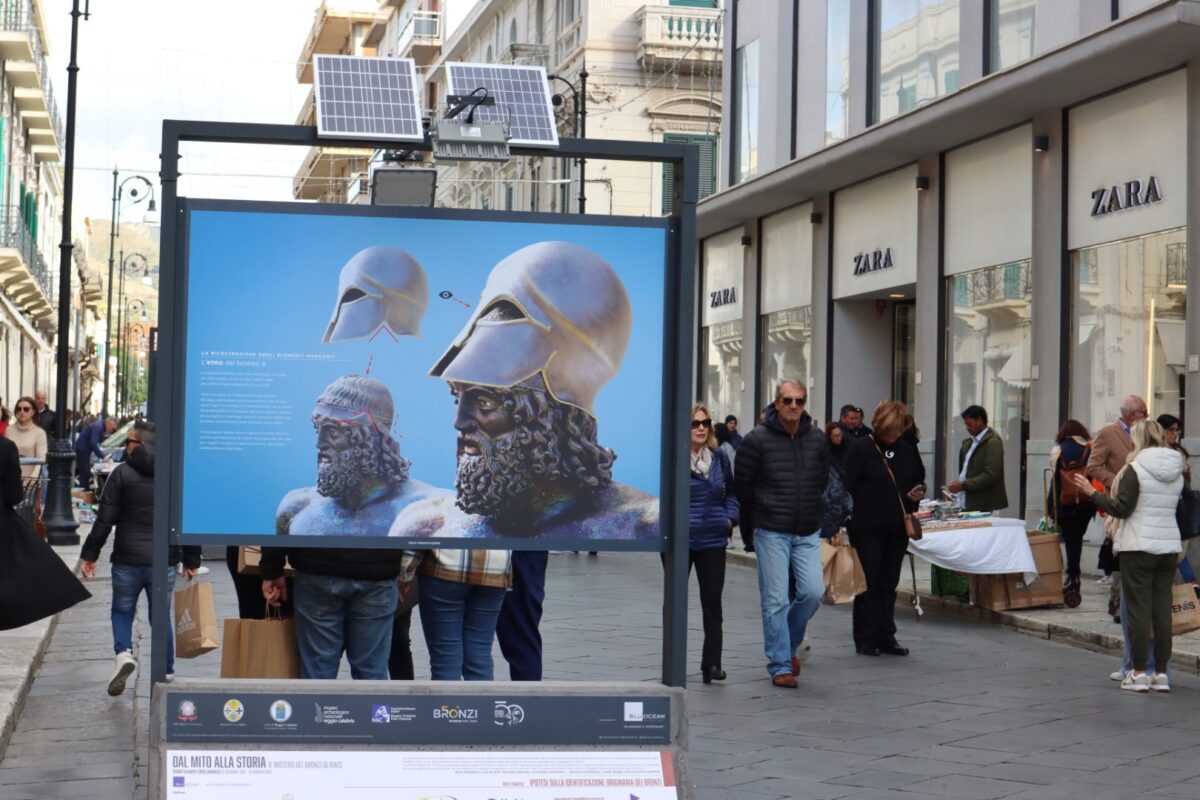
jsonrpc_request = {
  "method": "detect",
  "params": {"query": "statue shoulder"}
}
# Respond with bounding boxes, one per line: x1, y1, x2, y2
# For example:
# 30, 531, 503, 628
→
276, 487, 316, 534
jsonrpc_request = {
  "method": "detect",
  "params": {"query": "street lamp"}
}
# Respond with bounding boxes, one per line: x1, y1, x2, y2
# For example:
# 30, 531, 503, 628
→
548, 66, 588, 215
114, 252, 149, 415
101, 174, 156, 418
43, 0, 89, 545
118, 298, 146, 417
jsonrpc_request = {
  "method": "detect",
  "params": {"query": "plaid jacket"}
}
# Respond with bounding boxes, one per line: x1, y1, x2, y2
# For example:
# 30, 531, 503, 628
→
402, 548, 512, 589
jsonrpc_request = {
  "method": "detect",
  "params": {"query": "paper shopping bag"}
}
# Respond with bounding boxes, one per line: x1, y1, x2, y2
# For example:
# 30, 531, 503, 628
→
174, 581, 220, 659
219, 614, 301, 679
1171, 584, 1200, 636
823, 541, 868, 605
237, 546, 295, 576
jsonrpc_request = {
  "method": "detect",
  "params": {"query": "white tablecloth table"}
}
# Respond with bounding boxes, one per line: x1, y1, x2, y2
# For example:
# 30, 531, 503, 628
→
906, 517, 1038, 584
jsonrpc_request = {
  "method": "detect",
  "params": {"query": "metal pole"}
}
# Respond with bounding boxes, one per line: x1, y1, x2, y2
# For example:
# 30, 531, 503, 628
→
116, 249, 126, 416
43, 0, 87, 544
578, 62, 587, 215
101, 168, 118, 418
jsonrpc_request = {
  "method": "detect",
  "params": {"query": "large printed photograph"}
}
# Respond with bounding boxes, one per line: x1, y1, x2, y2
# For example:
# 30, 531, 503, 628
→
179, 202, 667, 549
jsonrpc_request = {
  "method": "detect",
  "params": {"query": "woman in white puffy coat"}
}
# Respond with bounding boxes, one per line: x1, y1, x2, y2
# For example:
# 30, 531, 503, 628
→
1074, 420, 1186, 693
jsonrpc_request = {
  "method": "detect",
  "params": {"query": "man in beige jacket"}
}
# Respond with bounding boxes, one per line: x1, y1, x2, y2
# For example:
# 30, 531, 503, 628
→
1087, 394, 1147, 619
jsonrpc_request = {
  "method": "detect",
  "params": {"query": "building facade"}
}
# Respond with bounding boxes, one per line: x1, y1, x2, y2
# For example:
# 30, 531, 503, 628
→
0, 0, 66, 413
700, 0, 1198, 524
294, 0, 724, 215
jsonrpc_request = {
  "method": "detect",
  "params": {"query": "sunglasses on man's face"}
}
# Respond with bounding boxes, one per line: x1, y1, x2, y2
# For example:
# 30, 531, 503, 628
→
779, 396, 807, 407
691, 419, 712, 430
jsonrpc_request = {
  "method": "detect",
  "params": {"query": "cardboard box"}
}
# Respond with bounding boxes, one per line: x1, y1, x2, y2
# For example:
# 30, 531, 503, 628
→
969, 574, 1010, 612
970, 533, 1065, 611
237, 546, 295, 577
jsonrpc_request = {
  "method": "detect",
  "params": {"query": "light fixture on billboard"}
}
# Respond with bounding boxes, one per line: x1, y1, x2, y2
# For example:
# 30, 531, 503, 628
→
371, 167, 438, 207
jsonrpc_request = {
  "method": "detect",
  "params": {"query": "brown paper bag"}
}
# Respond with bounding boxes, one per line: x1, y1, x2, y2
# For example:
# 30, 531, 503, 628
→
219, 614, 301, 678
822, 540, 868, 605
1172, 584, 1200, 636
174, 581, 220, 658
237, 546, 295, 576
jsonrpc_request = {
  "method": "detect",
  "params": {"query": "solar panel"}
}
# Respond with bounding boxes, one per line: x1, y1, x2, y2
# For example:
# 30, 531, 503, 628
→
445, 63, 560, 148
313, 55, 425, 142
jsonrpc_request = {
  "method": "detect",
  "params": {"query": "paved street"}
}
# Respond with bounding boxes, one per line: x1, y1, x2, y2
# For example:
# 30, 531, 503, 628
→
4, 551, 1200, 799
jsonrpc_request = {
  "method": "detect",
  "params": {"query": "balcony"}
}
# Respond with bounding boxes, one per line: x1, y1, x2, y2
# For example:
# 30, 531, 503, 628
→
556, 18, 582, 67
398, 11, 441, 65
505, 42, 549, 69
297, 88, 316, 127
636, 5, 723, 75
347, 171, 370, 205
0, 208, 52, 320
296, 0, 388, 84
293, 145, 372, 202
0, 0, 63, 158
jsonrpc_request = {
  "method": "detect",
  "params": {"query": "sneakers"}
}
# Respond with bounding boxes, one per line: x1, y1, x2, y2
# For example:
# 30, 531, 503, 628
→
1097, 575, 1113, 585
791, 638, 811, 675
1109, 669, 1126, 682
108, 651, 137, 696
1151, 673, 1170, 693
1120, 672, 1151, 693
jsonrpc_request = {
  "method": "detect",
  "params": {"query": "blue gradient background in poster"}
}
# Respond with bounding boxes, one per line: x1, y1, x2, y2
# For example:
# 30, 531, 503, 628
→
181, 206, 667, 536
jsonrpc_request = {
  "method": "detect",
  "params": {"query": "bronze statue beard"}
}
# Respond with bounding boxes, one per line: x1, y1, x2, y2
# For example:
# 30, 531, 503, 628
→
454, 387, 617, 519
315, 424, 410, 501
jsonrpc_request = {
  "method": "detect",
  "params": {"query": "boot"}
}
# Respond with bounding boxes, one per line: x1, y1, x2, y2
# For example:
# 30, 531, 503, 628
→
1063, 575, 1082, 608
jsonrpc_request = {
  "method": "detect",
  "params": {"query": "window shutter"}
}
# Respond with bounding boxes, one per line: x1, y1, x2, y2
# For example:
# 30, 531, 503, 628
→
668, 0, 718, 7
662, 133, 717, 215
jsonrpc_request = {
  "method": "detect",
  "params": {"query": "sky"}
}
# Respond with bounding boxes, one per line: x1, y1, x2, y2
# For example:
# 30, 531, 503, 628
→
44, 0, 317, 224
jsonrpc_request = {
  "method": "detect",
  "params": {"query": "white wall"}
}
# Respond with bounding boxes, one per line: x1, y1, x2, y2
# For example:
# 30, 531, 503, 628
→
945, 125, 1032, 274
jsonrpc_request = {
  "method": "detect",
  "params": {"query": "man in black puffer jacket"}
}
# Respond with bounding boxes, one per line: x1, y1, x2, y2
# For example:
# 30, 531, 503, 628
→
82, 422, 201, 696
734, 380, 830, 689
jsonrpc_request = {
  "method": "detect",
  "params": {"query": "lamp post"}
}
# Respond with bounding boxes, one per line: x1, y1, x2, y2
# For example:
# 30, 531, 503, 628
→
42, 0, 88, 544
101, 175, 156, 419
114, 252, 149, 415
547, 65, 588, 214
118, 298, 146, 417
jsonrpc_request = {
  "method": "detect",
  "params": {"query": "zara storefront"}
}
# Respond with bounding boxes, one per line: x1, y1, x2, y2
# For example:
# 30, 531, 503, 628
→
697, 7, 1200, 525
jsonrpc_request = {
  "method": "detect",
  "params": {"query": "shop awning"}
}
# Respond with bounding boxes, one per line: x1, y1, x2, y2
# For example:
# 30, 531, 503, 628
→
1156, 319, 1186, 366
996, 334, 1032, 388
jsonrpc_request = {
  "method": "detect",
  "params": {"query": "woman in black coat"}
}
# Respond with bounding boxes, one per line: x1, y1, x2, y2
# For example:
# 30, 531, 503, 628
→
841, 401, 924, 657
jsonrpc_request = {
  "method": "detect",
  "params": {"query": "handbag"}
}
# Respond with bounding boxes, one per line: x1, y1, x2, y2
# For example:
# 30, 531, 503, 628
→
1178, 489, 1200, 541
873, 438, 922, 540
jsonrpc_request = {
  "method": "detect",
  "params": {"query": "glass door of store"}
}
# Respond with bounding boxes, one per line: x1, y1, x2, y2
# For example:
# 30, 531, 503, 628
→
892, 301, 917, 414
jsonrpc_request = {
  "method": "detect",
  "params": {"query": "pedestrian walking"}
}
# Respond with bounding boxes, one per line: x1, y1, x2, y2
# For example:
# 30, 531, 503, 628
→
80, 422, 199, 695
724, 415, 744, 449
33, 389, 54, 435
6, 396, 46, 479
1049, 420, 1095, 606
841, 401, 922, 657
826, 421, 847, 475
838, 404, 872, 440
75, 416, 115, 491
734, 379, 830, 689
1073, 420, 1185, 693
1088, 395, 1146, 620
496, 550, 549, 681
687, 403, 738, 683
947, 405, 1007, 512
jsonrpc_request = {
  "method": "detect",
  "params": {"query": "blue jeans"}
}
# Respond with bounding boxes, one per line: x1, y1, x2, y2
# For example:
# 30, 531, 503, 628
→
110, 563, 177, 673
419, 575, 507, 680
293, 572, 397, 680
755, 529, 823, 677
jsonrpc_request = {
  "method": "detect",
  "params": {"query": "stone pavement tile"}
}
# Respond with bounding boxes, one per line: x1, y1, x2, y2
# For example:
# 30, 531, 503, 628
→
905, 744, 1014, 766
737, 776, 864, 799
827, 790, 928, 800
0, 749, 134, 770
901, 774, 1032, 799
1014, 750, 1130, 771
2, 736, 130, 758
1132, 754, 1200, 779
1059, 730, 1196, 760
799, 719, 904, 741
959, 760, 1091, 785
823, 768, 929, 789
1005, 783, 1148, 800
748, 749, 882, 782
683, 748, 774, 772
1145, 785, 1200, 799
694, 786, 787, 800
1072, 764, 1195, 791
2, 776, 134, 800
856, 755, 970, 778
950, 717, 1118, 756
697, 712, 809, 733
0, 759, 132, 785
933, 707, 1068, 735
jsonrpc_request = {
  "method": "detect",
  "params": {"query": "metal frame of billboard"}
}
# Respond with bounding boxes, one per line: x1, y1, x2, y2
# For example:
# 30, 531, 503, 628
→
151, 120, 698, 688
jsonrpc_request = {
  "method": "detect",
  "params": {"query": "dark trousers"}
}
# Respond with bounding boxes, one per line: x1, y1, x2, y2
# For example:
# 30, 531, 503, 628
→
1121, 550, 1178, 672
737, 525, 754, 552
497, 550, 548, 681
690, 547, 727, 669
1058, 511, 1091, 578
388, 607, 414, 680
850, 524, 907, 648
74, 452, 89, 490
225, 546, 293, 619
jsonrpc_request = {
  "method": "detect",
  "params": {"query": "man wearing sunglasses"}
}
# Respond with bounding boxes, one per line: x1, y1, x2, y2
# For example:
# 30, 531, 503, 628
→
734, 380, 831, 689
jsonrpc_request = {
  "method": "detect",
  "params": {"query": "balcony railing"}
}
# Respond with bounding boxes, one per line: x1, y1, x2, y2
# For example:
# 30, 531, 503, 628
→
398, 10, 440, 58
954, 262, 1030, 307
636, 5, 723, 73
0, 206, 52, 302
556, 18, 582, 66
0, 0, 64, 147
1166, 242, 1187, 287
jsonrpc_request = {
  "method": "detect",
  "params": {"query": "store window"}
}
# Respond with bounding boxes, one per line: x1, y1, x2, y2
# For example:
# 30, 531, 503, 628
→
701, 229, 745, 421
759, 206, 814, 415
944, 260, 1031, 516
735, 38, 760, 183
1072, 228, 1187, 424
826, 1, 851, 145
989, 0, 1035, 73
873, 0, 960, 124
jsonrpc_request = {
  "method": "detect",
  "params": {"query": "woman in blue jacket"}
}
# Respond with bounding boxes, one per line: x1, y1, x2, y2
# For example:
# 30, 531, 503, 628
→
689, 403, 739, 683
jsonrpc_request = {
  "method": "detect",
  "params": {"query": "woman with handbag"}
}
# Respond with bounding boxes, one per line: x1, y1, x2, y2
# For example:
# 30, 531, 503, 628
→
687, 403, 738, 683
841, 400, 923, 657
1072, 420, 1185, 693
1049, 420, 1095, 607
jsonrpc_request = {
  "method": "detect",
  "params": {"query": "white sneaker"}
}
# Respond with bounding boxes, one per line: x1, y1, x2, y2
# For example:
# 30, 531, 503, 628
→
1109, 669, 1126, 682
1120, 672, 1150, 693
177, 564, 211, 575
108, 651, 137, 696
794, 638, 812, 665
1097, 575, 1113, 585
1151, 673, 1170, 693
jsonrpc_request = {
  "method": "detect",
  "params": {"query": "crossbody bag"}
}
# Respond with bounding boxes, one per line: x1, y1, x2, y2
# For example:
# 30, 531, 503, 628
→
873, 438, 922, 541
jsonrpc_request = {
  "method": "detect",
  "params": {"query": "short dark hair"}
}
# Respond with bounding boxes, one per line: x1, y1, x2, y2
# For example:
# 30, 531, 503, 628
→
1157, 414, 1182, 431
840, 404, 864, 418
132, 420, 156, 446
724, 415, 737, 424
961, 405, 988, 424
1055, 419, 1091, 443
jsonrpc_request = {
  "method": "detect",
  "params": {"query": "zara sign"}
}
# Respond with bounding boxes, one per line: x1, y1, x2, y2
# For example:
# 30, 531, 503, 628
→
852, 248, 894, 276
1090, 176, 1163, 217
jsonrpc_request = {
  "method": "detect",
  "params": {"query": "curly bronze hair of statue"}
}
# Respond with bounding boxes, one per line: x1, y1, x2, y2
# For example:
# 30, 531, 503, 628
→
455, 383, 616, 517
313, 416, 412, 499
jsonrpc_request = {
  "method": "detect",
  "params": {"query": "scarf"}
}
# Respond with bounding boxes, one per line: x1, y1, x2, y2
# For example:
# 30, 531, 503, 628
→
690, 446, 712, 478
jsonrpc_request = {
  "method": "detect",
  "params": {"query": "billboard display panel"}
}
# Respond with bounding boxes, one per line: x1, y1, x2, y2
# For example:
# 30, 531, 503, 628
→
177, 201, 669, 550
